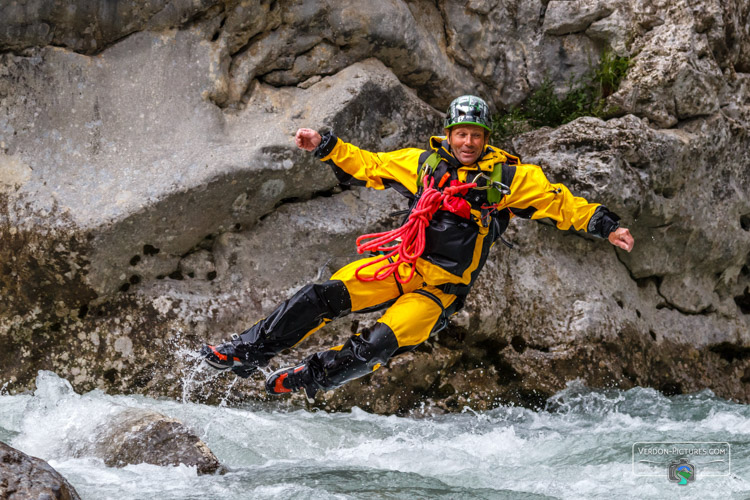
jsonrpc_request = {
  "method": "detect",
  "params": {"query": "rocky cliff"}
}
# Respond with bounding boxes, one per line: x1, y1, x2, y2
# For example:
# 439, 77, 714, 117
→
1, 0, 748, 414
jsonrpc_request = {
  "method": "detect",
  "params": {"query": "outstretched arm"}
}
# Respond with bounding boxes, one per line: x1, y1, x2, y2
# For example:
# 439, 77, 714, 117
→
501, 164, 635, 250
608, 227, 634, 252
293, 128, 423, 193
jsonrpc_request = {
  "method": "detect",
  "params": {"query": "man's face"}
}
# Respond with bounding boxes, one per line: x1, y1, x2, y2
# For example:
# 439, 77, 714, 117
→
446, 124, 487, 165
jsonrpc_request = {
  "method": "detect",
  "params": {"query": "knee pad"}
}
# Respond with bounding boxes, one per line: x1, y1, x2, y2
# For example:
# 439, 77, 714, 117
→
310, 280, 352, 318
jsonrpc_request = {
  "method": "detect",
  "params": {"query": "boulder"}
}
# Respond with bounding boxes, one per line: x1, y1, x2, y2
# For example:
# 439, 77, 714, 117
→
88, 408, 221, 475
0, 441, 80, 500
14, 372, 222, 475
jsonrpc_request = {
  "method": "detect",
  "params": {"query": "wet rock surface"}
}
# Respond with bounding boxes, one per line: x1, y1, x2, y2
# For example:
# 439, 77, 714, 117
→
88, 408, 221, 474
0, 441, 81, 500
1, 0, 749, 414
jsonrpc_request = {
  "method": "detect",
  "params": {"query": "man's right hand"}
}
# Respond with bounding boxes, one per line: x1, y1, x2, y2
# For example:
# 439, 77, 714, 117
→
295, 128, 322, 151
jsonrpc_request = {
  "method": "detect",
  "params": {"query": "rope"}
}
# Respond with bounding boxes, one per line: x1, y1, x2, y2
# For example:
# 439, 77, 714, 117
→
354, 175, 477, 284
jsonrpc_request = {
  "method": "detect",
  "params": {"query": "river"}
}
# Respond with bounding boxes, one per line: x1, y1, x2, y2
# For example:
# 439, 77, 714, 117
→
1, 371, 748, 499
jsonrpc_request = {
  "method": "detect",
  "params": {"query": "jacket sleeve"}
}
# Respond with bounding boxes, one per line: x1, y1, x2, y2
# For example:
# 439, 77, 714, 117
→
503, 163, 620, 238
314, 133, 423, 195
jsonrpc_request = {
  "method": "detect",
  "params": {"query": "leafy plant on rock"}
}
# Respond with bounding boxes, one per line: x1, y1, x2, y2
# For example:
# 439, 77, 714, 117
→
491, 50, 631, 145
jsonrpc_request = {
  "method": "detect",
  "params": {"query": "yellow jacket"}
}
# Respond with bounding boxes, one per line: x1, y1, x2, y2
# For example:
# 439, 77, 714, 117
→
317, 134, 616, 290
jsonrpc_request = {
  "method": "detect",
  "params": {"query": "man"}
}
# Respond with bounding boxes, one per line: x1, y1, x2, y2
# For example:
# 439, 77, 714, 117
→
200, 95, 634, 400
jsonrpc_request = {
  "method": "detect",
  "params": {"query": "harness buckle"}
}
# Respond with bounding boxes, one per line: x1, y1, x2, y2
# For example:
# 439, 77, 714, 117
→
471, 173, 511, 195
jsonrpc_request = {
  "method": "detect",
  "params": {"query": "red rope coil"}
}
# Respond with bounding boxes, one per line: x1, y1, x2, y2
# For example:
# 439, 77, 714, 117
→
354, 175, 477, 283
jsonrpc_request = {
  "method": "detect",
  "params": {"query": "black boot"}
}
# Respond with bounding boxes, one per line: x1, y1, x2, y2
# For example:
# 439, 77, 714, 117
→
305, 323, 400, 390
200, 333, 268, 378
265, 363, 318, 401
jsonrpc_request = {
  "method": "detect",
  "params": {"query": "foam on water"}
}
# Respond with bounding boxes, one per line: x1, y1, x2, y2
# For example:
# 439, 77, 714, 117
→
2, 371, 749, 499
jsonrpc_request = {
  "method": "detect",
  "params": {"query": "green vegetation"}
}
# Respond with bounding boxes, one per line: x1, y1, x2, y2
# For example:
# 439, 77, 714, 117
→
491, 51, 631, 144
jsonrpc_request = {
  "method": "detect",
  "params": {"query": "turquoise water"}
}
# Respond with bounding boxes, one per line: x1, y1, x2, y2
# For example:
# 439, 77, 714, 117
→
1, 371, 748, 499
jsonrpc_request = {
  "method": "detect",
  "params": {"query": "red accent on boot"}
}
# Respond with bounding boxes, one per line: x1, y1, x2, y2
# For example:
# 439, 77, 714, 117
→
273, 373, 292, 393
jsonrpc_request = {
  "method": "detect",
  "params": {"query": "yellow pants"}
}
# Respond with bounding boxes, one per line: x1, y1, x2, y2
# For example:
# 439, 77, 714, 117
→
237, 256, 458, 390
320, 256, 456, 348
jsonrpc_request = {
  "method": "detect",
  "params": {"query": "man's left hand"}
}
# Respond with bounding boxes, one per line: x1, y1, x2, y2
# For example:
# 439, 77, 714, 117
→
608, 227, 634, 252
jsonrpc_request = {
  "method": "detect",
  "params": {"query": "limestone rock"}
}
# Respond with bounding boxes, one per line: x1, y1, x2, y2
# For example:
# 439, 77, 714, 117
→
543, 0, 614, 36
0, 36, 441, 395
603, 0, 733, 127
611, 23, 724, 127
1, 0, 750, 415
88, 408, 221, 475
0, 0, 221, 55
0, 441, 81, 500
514, 114, 750, 320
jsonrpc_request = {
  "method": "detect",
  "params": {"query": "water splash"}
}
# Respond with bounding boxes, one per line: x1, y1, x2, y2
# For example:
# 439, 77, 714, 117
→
178, 345, 207, 404
218, 377, 238, 407
175, 339, 240, 406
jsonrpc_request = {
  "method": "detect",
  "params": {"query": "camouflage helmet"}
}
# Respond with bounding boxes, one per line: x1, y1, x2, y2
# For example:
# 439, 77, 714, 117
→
444, 95, 491, 132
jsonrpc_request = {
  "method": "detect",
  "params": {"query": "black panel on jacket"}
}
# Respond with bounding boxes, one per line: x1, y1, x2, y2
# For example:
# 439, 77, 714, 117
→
422, 210, 479, 277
